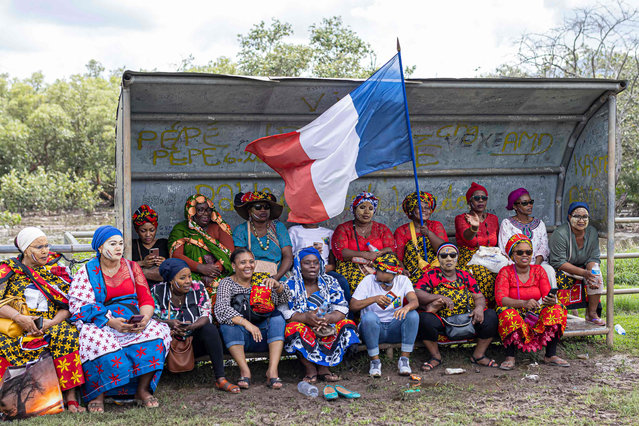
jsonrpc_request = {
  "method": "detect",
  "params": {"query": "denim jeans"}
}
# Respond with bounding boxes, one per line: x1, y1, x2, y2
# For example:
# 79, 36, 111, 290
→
359, 310, 419, 357
219, 312, 286, 352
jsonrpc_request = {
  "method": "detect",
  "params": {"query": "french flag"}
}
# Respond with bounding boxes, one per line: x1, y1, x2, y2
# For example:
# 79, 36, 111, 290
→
246, 54, 412, 223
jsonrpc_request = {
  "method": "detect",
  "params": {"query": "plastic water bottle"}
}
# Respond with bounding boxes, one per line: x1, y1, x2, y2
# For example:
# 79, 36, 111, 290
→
591, 264, 602, 283
614, 324, 626, 335
316, 300, 330, 317
297, 381, 319, 397
366, 242, 380, 252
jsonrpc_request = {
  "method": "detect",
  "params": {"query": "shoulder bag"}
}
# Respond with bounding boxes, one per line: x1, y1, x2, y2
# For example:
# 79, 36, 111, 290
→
0, 295, 28, 338
165, 302, 195, 373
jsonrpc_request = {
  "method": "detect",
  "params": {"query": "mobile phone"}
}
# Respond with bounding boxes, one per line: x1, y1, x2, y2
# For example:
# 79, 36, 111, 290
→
33, 317, 43, 330
178, 321, 192, 328
547, 288, 558, 297
150, 248, 160, 257
128, 315, 145, 324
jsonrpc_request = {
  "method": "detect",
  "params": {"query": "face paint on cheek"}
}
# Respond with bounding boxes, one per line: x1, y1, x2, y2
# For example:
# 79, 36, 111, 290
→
570, 217, 588, 228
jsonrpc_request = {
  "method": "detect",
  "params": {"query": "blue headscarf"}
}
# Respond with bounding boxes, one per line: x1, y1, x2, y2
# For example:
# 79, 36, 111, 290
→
159, 258, 190, 283
567, 201, 590, 220
91, 225, 123, 257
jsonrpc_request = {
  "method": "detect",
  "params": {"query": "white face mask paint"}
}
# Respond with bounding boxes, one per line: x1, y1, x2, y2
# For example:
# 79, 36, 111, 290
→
570, 216, 589, 228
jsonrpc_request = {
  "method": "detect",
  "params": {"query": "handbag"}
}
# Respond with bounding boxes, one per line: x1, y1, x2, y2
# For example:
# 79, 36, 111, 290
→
0, 354, 63, 420
0, 295, 29, 338
247, 222, 279, 276
231, 293, 270, 325
165, 307, 195, 373
441, 312, 476, 340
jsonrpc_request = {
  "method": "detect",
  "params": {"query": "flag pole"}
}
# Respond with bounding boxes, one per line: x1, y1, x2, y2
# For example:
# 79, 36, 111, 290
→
397, 38, 428, 257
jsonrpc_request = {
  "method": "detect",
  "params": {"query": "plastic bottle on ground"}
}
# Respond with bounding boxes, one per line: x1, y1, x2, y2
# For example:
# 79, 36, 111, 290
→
614, 324, 626, 335
297, 381, 319, 397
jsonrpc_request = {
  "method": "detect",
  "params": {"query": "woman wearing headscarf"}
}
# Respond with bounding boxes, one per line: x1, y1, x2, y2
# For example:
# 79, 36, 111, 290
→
69, 226, 171, 412
394, 191, 448, 284
332, 192, 396, 292
454, 182, 500, 304
168, 194, 234, 294
495, 234, 568, 370
0, 227, 85, 413
549, 201, 605, 326
498, 188, 556, 288
151, 258, 239, 393
232, 191, 293, 281
132, 205, 168, 287
280, 247, 359, 383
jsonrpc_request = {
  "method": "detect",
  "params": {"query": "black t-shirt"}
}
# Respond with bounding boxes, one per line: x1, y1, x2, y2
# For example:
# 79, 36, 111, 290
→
131, 238, 170, 262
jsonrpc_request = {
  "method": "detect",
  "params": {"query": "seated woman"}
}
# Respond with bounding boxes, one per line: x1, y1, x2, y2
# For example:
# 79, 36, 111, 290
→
151, 258, 239, 393
498, 188, 556, 288
132, 205, 168, 287
168, 194, 234, 294
395, 191, 448, 284
549, 202, 605, 326
215, 248, 292, 389
69, 226, 171, 412
232, 192, 293, 281
280, 247, 359, 383
415, 243, 499, 371
350, 253, 419, 378
455, 182, 500, 304
332, 192, 396, 292
0, 227, 85, 413
496, 234, 568, 370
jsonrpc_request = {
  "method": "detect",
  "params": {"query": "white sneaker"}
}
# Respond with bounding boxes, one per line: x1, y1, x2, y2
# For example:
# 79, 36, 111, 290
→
369, 359, 382, 377
398, 356, 412, 375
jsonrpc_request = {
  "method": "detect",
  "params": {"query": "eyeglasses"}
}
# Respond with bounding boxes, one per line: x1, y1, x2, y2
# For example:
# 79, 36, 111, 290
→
252, 203, 271, 211
471, 195, 488, 202
515, 200, 535, 206
571, 214, 589, 221
438, 252, 458, 259
514, 250, 533, 256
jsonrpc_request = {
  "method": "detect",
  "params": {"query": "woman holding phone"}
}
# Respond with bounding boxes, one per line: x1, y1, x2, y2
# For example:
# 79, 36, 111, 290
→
151, 258, 239, 393
495, 234, 568, 370
69, 226, 171, 412
132, 205, 168, 287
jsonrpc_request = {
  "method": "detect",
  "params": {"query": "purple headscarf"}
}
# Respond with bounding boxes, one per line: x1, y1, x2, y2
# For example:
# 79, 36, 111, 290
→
506, 188, 530, 211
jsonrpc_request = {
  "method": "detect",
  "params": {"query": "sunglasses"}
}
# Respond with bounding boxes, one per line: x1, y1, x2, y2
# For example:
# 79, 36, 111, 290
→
252, 203, 271, 211
438, 252, 458, 259
514, 250, 533, 256
515, 200, 535, 206
571, 214, 589, 220
471, 195, 488, 202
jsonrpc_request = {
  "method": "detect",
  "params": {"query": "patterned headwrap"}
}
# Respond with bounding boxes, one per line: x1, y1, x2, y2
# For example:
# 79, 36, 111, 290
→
238, 191, 277, 204
505, 233, 532, 257
350, 192, 379, 214
132, 204, 158, 229
506, 188, 529, 211
373, 252, 403, 275
436, 242, 459, 257
401, 191, 436, 217
185, 194, 231, 236
466, 182, 488, 203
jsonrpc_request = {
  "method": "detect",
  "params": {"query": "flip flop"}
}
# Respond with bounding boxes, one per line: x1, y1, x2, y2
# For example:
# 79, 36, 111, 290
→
544, 358, 570, 368
499, 359, 515, 371
266, 377, 283, 389
334, 385, 360, 399
237, 377, 251, 389
87, 400, 104, 413
136, 395, 160, 409
586, 317, 606, 327
421, 357, 442, 372
470, 355, 499, 368
317, 373, 340, 382
65, 400, 86, 413
323, 385, 338, 401
303, 375, 318, 383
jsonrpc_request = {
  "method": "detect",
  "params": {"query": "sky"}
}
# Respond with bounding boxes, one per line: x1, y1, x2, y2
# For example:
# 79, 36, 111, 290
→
0, 0, 636, 81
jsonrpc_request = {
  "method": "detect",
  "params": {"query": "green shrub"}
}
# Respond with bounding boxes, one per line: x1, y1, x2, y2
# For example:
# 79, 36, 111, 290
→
0, 167, 101, 213
0, 210, 21, 226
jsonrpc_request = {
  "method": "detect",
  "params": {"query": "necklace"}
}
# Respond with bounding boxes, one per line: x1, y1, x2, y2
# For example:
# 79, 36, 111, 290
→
250, 221, 269, 251
101, 261, 119, 276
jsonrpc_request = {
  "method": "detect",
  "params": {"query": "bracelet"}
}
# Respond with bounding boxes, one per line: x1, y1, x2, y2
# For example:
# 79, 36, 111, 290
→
10, 312, 20, 321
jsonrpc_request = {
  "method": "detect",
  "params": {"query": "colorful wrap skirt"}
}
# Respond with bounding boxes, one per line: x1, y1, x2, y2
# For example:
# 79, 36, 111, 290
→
284, 319, 359, 367
496, 304, 567, 352
458, 246, 497, 306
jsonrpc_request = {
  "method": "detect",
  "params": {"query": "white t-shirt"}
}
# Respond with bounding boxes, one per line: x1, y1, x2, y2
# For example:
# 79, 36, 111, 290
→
352, 274, 415, 323
288, 225, 334, 264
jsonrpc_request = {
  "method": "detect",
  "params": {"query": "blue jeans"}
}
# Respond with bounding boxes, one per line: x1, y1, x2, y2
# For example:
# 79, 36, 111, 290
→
359, 310, 419, 357
219, 313, 286, 352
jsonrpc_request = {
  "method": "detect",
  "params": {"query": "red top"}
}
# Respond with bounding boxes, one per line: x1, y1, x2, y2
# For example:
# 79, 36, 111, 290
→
416, 268, 480, 293
394, 221, 448, 261
495, 264, 550, 306
331, 220, 396, 261
104, 259, 154, 307
454, 213, 499, 249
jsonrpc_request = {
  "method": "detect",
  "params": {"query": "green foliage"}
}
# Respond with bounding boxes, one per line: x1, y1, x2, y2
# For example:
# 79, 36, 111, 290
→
0, 167, 101, 213
0, 210, 21, 226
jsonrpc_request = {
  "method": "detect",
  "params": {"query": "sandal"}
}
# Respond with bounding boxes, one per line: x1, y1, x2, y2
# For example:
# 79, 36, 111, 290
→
237, 377, 251, 389
470, 355, 499, 368
87, 400, 104, 413
65, 400, 86, 413
215, 378, 240, 394
544, 357, 570, 368
585, 317, 606, 327
136, 395, 160, 409
266, 377, 283, 389
499, 359, 516, 371
303, 375, 317, 384
421, 357, 442, 372
317, 373, 340, 382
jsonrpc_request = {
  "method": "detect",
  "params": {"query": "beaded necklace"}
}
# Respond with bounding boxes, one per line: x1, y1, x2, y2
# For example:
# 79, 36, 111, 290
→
250, 220, 269, 251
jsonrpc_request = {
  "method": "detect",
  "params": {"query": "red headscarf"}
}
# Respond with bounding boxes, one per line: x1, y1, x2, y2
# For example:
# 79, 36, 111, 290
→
132, 205, 158, 229
505, 233, 532, 257
466, 182, 488, 203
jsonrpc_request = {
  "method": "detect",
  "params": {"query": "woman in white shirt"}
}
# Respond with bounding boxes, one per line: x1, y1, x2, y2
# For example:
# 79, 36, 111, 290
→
498, 188, 556, 288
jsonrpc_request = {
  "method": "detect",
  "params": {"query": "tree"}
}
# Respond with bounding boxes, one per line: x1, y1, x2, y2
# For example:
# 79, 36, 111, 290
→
490, 1, 639, 209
